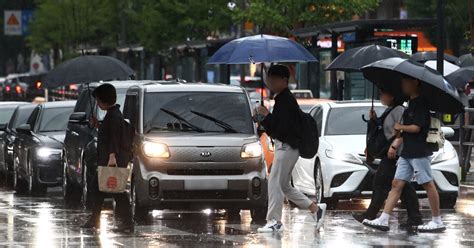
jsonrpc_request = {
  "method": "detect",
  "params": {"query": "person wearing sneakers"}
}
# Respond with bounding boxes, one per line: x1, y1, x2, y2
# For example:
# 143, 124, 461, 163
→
363, 76, 446, 233
352, 88, 423, 228
254, 65, 326, 233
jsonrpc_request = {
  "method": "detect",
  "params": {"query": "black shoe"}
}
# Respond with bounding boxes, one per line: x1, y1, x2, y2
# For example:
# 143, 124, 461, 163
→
400, 219, 423, 229
81, 218, 100, 229
352, 213, 368, 223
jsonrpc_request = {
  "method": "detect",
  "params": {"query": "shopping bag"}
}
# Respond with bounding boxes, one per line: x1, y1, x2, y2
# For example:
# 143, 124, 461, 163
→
98, 166, 130, 193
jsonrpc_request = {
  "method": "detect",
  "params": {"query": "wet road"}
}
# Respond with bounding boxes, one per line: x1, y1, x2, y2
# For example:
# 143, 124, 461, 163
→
0, 186, 473, 247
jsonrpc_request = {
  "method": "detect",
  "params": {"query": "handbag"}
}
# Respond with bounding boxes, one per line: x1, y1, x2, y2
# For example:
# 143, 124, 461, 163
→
97, 165, 130, 193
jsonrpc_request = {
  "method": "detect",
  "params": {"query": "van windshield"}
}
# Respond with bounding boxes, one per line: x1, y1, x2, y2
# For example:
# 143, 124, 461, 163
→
143, 92, 254, 134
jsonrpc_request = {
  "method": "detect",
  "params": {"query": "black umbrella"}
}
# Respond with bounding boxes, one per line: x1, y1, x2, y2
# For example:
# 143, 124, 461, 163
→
361, 57, 464, 114
446, 66, 474, 89
44, 55, 135, 88
410, 51, 459, 65
325, 44, 409, 72
459, 53, 474, 67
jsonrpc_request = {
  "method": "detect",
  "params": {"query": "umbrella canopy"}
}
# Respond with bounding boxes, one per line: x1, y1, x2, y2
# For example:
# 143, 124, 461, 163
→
207, 34, 317, 64
459, 53, 474, 67
44, 55, 135, 88
410, 51, 459, 65
325, 44, 409, 72
424, 60, 460, 76
446, 66, 474, 89
361, 57, 464, 114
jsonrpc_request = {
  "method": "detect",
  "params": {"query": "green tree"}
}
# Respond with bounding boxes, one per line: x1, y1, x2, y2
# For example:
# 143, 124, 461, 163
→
233, 0, 379, 34
405, 0, 472, 54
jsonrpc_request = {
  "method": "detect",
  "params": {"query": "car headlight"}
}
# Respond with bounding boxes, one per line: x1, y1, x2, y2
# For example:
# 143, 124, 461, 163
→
325, 149, 363, 165
36, 147, 61, 158
431, 147, 457, 164
241, 142, 262, 158
142, 141, 170, 158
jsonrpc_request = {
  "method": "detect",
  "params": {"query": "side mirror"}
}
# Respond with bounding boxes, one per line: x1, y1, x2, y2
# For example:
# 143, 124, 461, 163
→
17, 124, 31, 134
441, 126, 455, 138
69, 112, 88, 124
0, 123, 7, 131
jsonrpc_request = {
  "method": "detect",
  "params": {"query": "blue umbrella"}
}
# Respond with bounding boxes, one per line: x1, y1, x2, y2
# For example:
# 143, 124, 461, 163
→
207, 34, 317, 64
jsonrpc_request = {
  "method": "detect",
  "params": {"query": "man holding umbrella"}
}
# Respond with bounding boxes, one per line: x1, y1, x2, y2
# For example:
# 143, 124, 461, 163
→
254, 65, 327, 233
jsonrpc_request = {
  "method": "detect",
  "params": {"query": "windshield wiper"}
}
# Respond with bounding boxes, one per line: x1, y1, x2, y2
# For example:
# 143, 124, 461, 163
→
190, 110, 239, 133
160, 108, 204, 133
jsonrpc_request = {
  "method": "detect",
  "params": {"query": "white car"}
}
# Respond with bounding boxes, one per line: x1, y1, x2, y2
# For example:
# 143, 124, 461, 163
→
292, 101, 460, 209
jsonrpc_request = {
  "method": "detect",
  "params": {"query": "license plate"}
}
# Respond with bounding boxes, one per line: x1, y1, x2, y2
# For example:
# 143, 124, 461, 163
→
184, 179, 228, 190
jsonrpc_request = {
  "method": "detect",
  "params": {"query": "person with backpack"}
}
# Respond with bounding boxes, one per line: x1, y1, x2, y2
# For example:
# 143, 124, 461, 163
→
352, 88, 422, 228
255, 65, 326, 233
363, 76, 446, 232
81, 83, 134, 232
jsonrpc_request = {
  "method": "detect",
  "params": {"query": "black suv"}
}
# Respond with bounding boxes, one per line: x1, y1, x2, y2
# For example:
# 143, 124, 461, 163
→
62, 80, 153, 208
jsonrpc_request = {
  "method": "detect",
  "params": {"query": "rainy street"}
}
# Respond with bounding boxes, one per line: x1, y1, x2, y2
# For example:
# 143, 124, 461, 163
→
0, 184, 473, 247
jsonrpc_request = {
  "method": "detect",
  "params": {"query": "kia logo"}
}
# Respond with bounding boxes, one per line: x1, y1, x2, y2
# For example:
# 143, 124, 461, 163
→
200, 151, 212, 157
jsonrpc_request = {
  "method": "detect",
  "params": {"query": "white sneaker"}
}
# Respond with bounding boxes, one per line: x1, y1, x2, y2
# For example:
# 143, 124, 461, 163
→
363, 218, 389, 232
257, 220, 284, 233
311, 203, 327, 230
418, 221, 446, 233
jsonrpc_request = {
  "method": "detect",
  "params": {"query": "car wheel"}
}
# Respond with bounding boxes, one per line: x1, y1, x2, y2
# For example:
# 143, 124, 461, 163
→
250, 207, 267, 222
314, 160, 338, 210
439, 193, 457, 209
13, 155, 27, 195
28, 159, 47, 197
81, 163, 94, 210
131, 175, 148, 223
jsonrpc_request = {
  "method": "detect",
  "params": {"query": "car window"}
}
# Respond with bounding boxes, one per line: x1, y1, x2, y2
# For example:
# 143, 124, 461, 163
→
123, 93, 139, 129
325, 106, 385, 135
39, 107, 75, 132
143, 92, 254, 134
75, 90, 92, 113
10, 106, 35, 130
27, 107, 40, 127
0, 106, 17, 124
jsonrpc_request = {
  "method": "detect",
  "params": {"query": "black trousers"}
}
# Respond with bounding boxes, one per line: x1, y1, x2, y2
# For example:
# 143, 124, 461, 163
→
364, 156, 422, 223
89, 169, 133, 225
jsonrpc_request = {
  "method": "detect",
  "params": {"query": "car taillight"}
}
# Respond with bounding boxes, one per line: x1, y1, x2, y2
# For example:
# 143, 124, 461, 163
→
36, 81, 42, 89
15, 85, 22, 94
5, 85, 11, 92
255, 88, 268, 98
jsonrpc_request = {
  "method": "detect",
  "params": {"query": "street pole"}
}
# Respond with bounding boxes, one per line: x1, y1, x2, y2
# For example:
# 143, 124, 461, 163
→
436, 0, 445, 75
469, 0, 474, 54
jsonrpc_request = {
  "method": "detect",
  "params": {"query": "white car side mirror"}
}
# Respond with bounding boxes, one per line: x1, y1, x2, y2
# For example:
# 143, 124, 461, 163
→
441, 127, 455, 138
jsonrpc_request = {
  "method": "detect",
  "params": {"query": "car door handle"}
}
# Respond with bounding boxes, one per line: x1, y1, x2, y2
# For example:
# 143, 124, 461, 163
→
71, 131, 79, 136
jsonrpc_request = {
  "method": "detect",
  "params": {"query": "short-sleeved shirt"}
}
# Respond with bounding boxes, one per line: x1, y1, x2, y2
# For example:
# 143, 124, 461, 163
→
401, 97, 433, 158
383, 105, 405, 140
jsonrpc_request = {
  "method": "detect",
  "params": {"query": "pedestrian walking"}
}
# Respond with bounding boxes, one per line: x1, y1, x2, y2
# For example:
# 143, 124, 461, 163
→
352, 88, 423, 228
363, 76, 446, 232
255, 65, 326, 233
81, 83, 133, 232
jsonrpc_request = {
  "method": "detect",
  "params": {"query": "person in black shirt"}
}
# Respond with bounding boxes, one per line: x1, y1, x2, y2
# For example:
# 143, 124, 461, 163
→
364, 76, 446, 232
81, 83, 133, 232
255, 65, 326, 233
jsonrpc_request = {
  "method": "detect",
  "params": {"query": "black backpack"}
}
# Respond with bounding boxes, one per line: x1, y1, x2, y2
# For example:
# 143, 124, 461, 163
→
297, 110, 319, 159
366, 106, 399, 159
120, 119, 135, 162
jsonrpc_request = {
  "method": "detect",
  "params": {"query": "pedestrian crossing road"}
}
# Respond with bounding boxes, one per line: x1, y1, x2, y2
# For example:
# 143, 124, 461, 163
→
0, 186, 473, 247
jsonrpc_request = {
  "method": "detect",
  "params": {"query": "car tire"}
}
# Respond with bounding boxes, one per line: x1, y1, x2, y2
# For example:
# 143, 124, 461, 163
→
131, 175, 148, 223
439, 193, 457, 209
250, 207, 267, 222
314, 160, 338, 210
13, 154, 27, 195
29, 167, 47, 197
81, 162, 94, 210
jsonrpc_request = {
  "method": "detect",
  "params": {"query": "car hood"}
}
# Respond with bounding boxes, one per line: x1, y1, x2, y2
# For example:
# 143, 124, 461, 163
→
142, 132, 258, 147
36, 131, 66, 147
323, 135, 366, 156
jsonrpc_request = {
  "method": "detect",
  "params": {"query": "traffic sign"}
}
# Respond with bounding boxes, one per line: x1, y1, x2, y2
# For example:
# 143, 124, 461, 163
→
4, 10, 22, 35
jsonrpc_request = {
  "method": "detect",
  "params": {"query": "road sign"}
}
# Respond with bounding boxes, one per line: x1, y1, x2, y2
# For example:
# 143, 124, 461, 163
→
4, 10, 22, 35
4, 10, 33, 36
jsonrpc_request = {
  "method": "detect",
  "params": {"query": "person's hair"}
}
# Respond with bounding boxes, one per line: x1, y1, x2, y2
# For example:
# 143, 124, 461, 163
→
268, 64, 290, 82
92, 83, 116, 105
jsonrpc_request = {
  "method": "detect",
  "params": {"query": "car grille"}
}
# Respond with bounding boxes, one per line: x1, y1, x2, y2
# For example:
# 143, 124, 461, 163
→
162, 190, 248, 200
168, 147, 241, 162
167, 169, 244, 175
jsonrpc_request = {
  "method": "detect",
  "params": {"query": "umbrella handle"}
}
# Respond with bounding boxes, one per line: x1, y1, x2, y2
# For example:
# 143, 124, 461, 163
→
362, 114, 369, 123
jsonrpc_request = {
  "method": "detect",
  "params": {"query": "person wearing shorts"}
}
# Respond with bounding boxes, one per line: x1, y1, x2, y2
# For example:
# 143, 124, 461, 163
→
363, 76, 446, 233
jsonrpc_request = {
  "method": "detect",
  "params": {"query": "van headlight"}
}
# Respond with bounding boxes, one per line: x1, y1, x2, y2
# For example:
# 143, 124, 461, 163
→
142, 141, 170, 158
36, 147, 61, 159
241, 142, 262, 158
431, 147, 457, 164
325, 149, 363, 165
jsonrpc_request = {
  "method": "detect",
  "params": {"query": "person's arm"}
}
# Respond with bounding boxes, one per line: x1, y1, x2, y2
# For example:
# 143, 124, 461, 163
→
106, 114, 121, 166
387, 137, 402, 159
394, 123, 421, 134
